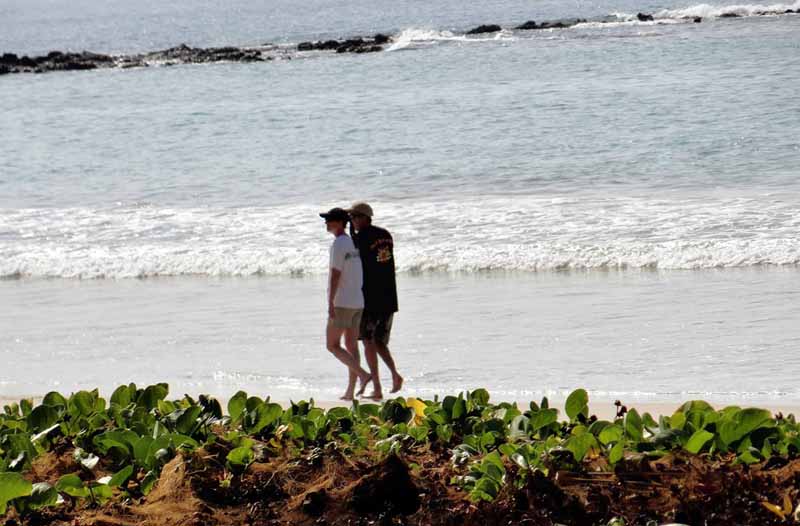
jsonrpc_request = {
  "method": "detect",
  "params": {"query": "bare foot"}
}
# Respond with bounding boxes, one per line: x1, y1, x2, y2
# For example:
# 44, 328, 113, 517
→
390, 374, 404, 393
340, 394, 354, 401
356, 374, 372, 397
363, 391, 383, 401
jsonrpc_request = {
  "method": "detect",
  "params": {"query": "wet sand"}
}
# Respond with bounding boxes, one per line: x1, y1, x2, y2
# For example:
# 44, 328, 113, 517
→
5, 271, 800, 405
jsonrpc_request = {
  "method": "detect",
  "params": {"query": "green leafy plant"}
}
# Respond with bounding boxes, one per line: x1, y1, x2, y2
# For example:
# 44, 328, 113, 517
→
0, 472, 32, 515
453, 450, 506, 502
2, 383, 800, 516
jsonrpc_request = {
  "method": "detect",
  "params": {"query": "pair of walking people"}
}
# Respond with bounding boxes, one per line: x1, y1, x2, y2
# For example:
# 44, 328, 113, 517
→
320, 202, 403, 400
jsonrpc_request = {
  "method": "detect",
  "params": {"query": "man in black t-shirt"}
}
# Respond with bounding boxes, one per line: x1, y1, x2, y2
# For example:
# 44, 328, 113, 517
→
348, 202, 403, 399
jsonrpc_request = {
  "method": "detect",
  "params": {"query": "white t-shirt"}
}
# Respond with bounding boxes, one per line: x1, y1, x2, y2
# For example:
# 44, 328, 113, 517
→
329, 234, 364, 309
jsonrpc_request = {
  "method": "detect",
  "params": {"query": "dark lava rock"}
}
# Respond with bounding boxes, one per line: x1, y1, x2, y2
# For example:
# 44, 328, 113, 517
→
18, 55, 37, 68
0, 65, 9, 75
144, 44, 264, 64
62, 62, 98, 71
373, 33, 391, 45
319, 40, 340, 50
515, 20, 539, 30
76, 51, 113, 63
1, 53, 19, 64
694, 16, 703, 22
148, 43, 195, 60
719, 12, 741, 17
785, 8, 797, 13
336, 38, 366, 53
355, 45, 383, 53
3, 41, 275, 75
0, 51, 115, 73
637, 12, 655, 21
467, 24, 502, 34
298, 35, 389, 54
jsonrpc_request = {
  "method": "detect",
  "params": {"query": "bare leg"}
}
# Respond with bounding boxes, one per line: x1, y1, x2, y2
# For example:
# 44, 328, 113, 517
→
341, 328, 360, 400
374, 343, 403, 393
326, 324, 370, 385
362, 340, 383, 399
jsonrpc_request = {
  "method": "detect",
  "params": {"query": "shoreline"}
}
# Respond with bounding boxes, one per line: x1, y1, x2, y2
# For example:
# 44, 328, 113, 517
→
5, 394, 800, 421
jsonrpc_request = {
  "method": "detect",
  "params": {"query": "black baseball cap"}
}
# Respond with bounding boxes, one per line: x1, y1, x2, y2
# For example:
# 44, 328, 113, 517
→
319, 207, 350, 222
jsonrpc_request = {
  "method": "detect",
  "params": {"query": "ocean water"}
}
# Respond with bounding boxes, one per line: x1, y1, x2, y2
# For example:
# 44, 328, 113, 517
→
2, 0, 799, 404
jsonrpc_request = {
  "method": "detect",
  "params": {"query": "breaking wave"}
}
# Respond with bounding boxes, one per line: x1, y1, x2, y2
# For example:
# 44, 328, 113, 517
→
386, 3, 800, 51
657, 0, 800, 18
386, 27, 515, 52
2, 194, 799, 279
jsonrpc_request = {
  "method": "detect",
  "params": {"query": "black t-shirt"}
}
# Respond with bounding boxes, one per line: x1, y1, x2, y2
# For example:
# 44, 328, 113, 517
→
353, 224, 398, 314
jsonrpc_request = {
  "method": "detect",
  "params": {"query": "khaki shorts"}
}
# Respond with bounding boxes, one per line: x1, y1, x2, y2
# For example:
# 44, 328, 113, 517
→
329, 307, 363, 329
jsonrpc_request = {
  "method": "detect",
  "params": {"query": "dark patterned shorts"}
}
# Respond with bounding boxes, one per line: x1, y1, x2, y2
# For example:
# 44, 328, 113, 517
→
360, 312, 394, 346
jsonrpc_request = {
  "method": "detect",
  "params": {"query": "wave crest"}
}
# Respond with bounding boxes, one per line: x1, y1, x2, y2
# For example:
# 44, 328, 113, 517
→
2, 195, 800, 279
657, 0, 800, 18
387, 27, 515, 51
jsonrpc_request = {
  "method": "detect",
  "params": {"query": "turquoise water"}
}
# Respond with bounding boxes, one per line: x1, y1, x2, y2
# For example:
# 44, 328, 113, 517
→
1, 0, 799, 402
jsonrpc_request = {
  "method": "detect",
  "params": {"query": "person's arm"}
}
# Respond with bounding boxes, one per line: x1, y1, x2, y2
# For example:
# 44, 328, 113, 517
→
328, 269, 341, 319
329, 238, 346, 318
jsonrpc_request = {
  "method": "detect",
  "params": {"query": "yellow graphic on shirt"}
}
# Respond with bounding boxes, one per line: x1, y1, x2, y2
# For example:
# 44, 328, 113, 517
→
376, 247, 393, 263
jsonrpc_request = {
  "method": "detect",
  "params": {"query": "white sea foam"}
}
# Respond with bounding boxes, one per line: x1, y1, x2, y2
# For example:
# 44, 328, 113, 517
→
656, 0, 800, 18
386, 3, 800, 47
386, 28, 460, 51
2, 194, 799, 279
568, 1, 799, 30
387, 27, 516, 51
573, 17, 684, 29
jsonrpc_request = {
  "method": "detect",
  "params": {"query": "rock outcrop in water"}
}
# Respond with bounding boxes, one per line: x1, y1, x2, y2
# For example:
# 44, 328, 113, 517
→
515, 20, 540, 30
143, 44, 266, 64
0, 34, 392, 75
466, 24, 503, 34
514, 19, 588, 30
0, 51, 113, 73
297, 34, 390, 54
0, 45, 274, 74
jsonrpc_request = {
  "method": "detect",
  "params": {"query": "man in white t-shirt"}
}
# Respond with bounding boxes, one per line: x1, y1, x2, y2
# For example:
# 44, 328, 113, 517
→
319, 207, 372, 400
